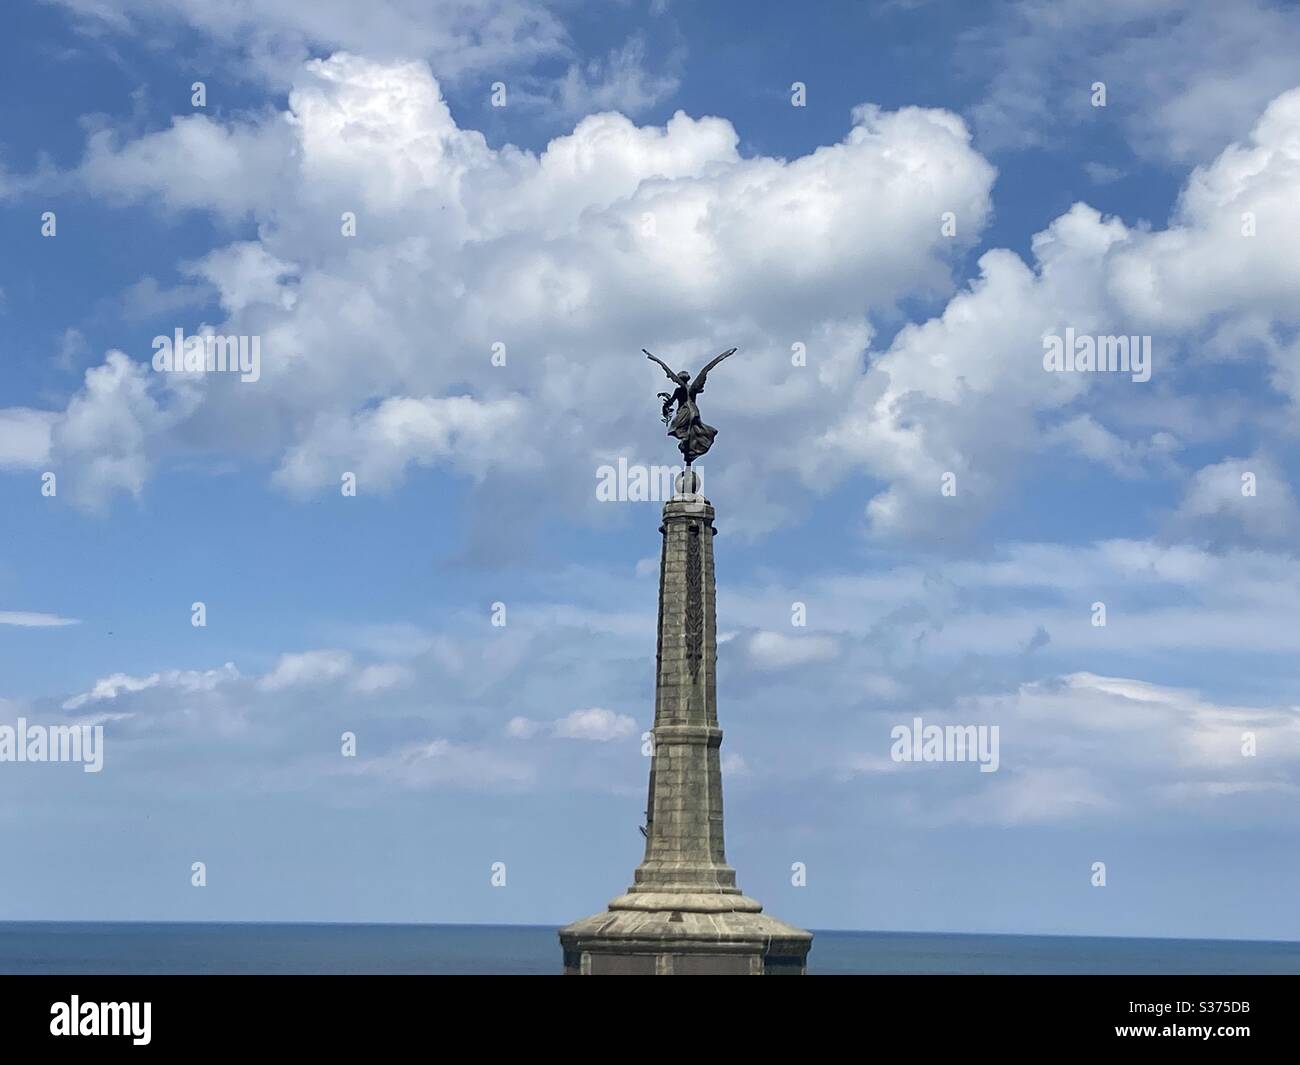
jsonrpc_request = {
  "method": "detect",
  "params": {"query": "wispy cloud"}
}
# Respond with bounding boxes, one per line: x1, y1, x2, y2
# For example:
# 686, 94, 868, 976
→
0, 610, 80, 627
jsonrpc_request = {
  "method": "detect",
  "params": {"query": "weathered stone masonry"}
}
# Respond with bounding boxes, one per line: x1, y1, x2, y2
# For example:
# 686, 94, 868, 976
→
559, 481, 812, 975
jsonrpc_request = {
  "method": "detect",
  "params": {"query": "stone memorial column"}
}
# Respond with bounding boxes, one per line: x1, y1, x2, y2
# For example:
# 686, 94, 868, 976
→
559, 472, 812, 975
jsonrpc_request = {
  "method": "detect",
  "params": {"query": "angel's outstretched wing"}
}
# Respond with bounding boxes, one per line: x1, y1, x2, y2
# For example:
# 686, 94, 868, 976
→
644, 349, 681, 381
689, 348, 737, 396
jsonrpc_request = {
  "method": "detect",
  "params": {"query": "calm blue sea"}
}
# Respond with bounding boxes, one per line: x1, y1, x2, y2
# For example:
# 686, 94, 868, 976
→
2, 923, 1298, 974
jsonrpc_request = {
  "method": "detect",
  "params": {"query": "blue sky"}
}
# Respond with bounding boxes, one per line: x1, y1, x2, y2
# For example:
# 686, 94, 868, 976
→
2, 0, 1300, 940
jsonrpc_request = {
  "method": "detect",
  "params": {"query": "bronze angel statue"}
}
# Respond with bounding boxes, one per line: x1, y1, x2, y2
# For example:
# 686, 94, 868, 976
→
645, 347, 737, 465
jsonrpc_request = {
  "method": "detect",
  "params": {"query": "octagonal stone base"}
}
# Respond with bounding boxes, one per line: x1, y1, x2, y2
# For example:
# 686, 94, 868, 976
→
559, 900, 812, 975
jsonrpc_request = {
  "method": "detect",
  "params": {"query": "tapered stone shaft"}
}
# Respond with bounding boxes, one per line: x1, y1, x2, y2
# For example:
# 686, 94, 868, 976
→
629, 490, 741, 897
559, 475, 812, 974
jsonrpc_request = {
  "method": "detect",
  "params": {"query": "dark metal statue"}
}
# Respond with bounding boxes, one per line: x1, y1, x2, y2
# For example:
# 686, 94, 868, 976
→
645, 347, 737, 465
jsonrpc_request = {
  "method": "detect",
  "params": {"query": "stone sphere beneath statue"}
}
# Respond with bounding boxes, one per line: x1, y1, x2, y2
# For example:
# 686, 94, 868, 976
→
675, 469, 701, 496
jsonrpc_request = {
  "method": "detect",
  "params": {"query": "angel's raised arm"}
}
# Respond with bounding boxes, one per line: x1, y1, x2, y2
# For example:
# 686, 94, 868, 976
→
689, 347, 737, 396
644, 349, 680, 381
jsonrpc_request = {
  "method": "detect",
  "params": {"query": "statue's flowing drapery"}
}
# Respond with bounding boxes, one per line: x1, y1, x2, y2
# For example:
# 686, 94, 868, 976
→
666, 393, 717, 462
